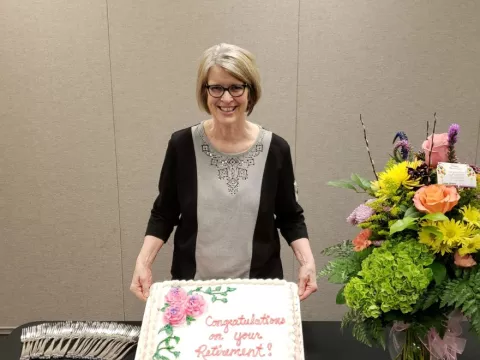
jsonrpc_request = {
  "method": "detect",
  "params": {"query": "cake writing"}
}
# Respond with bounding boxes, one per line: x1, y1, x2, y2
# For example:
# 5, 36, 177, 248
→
206, 330, 264, 345
194, 344, 272, 359
193, 314, 285, 358
153, 286, 236, 360
205, 314, 286, 333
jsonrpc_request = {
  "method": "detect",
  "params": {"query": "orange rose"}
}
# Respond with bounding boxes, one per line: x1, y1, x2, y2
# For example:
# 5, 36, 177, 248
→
413, 184, 460, 214
454, 251, 477, 268
352, 229, 372, 252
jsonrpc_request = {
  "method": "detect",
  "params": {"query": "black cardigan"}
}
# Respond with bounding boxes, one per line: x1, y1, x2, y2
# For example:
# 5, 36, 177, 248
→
145, 125, 308, 280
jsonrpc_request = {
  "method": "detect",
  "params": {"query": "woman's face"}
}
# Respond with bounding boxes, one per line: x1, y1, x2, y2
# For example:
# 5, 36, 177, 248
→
206, 65, 249, 125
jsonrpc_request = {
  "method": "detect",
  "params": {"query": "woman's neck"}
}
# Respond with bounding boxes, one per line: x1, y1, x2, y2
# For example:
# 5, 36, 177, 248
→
205, 118, 255, 143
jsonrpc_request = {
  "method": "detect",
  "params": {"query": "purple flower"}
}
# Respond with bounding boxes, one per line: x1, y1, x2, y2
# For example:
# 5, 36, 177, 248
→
394, 139, 411, 160
448, 123, 460, 146
393, 131, 408, 142
347, 203, 375, 225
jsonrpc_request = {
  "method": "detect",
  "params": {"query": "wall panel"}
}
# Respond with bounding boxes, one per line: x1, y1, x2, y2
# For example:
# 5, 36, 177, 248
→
296, 0, 480, 320
0, 1, 123, 328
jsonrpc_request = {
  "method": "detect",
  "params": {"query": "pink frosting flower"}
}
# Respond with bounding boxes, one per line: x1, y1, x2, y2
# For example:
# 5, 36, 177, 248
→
454, 251, 477, 268
163, 304, 187, 326
422, 133, 449, 167
165, 287, 188, 305
186, 294, 207, 317
346, 204, 375, 225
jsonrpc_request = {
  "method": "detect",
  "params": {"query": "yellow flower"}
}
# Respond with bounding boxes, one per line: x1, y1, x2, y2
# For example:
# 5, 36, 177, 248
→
434, 242, 454, 256
418, 228, 438, 248
418, 226, 452, 255
458, 234, 480, 256
419, 220, 477, 255
371, 160, 423, 197
437, 219, 473, 247
460, 205, 480, 227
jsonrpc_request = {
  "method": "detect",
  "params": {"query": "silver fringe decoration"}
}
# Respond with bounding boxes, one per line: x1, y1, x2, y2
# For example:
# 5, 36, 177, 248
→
20, 321, 140, 360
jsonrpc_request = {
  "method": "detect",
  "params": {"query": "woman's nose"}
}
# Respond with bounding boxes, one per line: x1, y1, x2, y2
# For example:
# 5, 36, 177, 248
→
220, 90, 233, 101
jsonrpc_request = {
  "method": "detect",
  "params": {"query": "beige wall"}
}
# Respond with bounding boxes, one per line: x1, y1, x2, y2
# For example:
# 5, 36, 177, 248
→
1, 0, 479, 330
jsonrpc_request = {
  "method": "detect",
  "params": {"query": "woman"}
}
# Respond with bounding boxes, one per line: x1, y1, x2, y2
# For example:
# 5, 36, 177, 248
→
130, 43, 317, 302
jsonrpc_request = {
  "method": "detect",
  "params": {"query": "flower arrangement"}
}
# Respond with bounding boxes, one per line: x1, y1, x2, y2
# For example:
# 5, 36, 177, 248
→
319, 115, 480, 359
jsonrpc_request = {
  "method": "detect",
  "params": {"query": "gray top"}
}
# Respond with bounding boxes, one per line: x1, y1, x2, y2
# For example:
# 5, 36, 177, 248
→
191, 122, 273, 280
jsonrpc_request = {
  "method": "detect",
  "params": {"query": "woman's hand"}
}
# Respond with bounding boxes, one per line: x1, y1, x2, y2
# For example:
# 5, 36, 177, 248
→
130, 235, 164, 301
130, 261, 153, 301
290, 238, 318, 301
297, 262, 318, 301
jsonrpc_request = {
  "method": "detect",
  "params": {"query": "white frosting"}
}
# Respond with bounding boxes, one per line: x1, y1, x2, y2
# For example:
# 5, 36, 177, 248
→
135, 278, 304, 360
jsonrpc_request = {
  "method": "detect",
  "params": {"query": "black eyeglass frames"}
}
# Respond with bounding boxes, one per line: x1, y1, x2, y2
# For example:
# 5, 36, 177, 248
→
205, 84, 249, 98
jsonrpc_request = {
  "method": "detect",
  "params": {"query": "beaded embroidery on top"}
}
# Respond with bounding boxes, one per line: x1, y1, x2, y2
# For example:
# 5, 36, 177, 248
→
200, 127, 265, 195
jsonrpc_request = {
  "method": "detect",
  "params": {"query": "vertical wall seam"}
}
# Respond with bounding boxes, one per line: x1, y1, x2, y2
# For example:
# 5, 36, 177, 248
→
105, 0, 126, 321
475, 117, 480, 165
292, 0, 302, 277
294, 0, 301, 170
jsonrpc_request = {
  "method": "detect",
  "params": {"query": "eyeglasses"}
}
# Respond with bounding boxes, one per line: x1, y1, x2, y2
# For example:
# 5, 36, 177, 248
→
205, 84, 248, 98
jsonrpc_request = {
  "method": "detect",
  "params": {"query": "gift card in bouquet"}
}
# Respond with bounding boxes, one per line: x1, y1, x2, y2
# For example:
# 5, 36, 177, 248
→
437, 162, 477, 188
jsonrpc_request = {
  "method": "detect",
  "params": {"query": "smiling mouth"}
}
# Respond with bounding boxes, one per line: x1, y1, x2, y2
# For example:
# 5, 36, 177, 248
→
218, 106, 237, 113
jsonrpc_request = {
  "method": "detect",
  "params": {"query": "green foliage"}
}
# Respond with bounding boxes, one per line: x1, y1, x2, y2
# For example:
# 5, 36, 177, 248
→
404, 206, 422, 219
389, 212, 449, 236
343, 240, 435, 318
318, 246, 372, 284
389, 216, 418, 235
341, 309, 386, 349
388, 231, 418, 244
428, 261, 447, 285
340, 308, 361, 329
336, 286, 346, 304
410, 312, 448, 340
440, 266, 480, 337
317, 258, 359, 284
422, 213, 449, 222
450, 187, 480, 219
328, 173, 372, 194
320, 240, 354, 258
352, 319, 385, 349
411, 284, 445, 313
350, 173, 373, 191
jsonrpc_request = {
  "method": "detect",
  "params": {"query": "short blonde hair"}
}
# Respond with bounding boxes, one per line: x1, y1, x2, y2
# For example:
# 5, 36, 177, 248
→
196, 43, 262, 116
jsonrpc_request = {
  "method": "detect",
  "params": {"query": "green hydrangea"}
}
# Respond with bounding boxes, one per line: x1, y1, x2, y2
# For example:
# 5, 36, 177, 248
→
344, 240, 434, 318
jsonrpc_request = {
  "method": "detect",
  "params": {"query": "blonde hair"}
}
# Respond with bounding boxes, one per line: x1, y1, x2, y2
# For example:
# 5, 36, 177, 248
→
196, 43, 262, 116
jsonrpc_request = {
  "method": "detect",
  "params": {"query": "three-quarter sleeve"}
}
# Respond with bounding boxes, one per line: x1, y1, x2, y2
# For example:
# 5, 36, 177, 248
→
274, 142, 309, 244
145, 137, 181, 242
